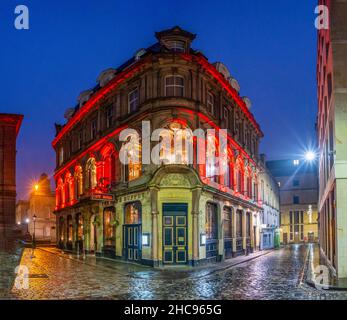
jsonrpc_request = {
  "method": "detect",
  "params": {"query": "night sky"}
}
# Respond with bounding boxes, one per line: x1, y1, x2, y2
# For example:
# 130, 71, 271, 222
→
0, 0, 317, 199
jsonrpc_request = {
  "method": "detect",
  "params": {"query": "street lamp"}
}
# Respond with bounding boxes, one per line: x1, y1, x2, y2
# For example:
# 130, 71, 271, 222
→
25, 218, 30, 234
32, 214, 37, 248
304, 151, 316, 162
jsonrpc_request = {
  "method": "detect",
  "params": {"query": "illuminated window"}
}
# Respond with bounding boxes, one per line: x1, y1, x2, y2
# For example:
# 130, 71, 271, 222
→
125, 202, 141, 225
166, 40, 185, 52
76, 213, 83, 241
206, 203, 218, 240
86, 158, 97, 189
293, 159, 300, 166
206, 134, 218, 182
223, 207, 232, 239
67, 215, 73, 242
58, 147, 64, 165
165, 75, 184, 97
128, 88, 139, 113
103, 207, 115, 246
159, 122, 192, 165
74, 166, 83, 197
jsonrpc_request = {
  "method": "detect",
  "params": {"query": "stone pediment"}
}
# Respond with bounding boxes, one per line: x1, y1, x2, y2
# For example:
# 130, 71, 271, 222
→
159, 173, 190, 188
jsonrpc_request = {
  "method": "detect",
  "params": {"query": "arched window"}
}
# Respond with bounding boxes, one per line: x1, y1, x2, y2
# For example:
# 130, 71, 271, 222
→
159, 122, 193, 165
165, 75, 184, 97
56, 178, 65, 206
74, 165, 83, 197
86, 158, 97, 189
236, 158, 244, 194
206, 133, 218, 183
124, 202, 141, 225
100, 143, 116, 188
122, 135, 142, 182
65, 173, 73, 204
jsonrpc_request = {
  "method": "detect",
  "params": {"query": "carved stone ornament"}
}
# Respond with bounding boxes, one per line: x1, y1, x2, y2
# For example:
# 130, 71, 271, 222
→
159, 173, 190, 187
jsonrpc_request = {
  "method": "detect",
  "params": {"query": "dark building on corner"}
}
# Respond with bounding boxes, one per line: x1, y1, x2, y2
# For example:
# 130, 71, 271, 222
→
0, 113, 23, 246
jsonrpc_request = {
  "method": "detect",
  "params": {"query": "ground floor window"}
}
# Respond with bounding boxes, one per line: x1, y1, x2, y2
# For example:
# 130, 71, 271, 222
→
124, 202, 141, 224
246, 212, 251, 237
76, 213, 83, 241
223, 206, 232, 239
206, 203, 218, 240
67, 215, 73, 242
236, 210, 242, 238
104, 207, 115, 246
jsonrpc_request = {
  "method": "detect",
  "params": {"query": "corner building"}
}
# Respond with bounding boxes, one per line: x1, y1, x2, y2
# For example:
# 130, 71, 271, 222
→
317, 0, 347, 278
53, 27, 264, 266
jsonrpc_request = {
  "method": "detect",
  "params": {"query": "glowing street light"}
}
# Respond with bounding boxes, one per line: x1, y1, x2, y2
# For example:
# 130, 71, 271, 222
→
304, 151, 316, 162
34, 184, 39, 191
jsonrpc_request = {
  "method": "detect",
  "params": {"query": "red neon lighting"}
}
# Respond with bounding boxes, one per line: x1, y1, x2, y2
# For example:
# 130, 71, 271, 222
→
54, 125, 127, 179
52, 57, 150, 148
177, 107, 257, 167
180, 53, 263, 137
52, 52, 262, 148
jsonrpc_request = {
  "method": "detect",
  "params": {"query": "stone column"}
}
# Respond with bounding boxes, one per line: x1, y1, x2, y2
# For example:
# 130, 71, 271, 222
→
232, 207, 237, 256
150, 187, 159, 266
250, 212, 254, 252
63, 214, 67, 249
242, 209, 247, 253
192, 187, 202, 265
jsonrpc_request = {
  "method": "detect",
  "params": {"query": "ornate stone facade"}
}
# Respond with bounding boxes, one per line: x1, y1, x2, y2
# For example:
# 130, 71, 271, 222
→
53, 27, 264, 266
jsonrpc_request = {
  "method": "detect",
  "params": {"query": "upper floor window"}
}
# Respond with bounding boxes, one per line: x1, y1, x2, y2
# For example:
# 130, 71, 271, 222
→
78, 131, 83, 150
106, 106, 113, 128
293, 179, 300, 187
58, 147, 64, 166
207, 91, 215, 115
128, 88, 139, 114
165, 75, 184, 97
91, 119, 97, 140
293, 196, 300, 205
166, 40, 185, 52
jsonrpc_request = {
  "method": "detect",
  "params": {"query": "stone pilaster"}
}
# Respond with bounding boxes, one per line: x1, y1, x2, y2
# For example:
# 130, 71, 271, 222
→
150, 187, 159, 265
192, 187, 202, 264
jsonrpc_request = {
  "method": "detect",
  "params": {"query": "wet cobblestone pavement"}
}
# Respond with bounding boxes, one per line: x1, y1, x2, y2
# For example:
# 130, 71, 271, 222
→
5, 244, 347, 300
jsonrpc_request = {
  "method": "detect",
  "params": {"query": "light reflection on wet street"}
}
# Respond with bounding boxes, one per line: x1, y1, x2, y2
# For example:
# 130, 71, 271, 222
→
5, 244, 347, 300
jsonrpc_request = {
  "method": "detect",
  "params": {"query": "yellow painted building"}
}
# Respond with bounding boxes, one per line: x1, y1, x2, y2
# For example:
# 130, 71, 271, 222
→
267, 159, 318, 244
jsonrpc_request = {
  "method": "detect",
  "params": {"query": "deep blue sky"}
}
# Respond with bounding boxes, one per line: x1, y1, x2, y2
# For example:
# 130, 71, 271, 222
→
0, 0, 317, 199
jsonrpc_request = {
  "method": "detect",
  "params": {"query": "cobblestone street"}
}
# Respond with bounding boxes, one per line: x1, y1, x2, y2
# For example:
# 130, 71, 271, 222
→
3, 244, 347, 300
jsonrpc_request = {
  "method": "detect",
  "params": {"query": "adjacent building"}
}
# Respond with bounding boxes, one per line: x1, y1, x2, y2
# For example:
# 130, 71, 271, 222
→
258, 155, 280, 250
0, 113, 23, 246
317, 0, 347, 278
53, 26, 265, 267
16, 173, 56, 242
267, 159, 318, 245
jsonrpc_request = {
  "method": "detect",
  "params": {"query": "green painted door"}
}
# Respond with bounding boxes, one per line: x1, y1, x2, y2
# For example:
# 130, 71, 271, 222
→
163, 203, 188, 265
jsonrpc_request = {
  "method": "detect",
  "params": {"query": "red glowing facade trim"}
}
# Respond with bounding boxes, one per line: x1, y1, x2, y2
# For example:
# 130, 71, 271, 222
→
180, 53, 263, 137
54, 125, 127, 179
52, 57, 150, 148
178, 107, 258, 168
52, 52, 262, 148
0, 113, 24, 136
